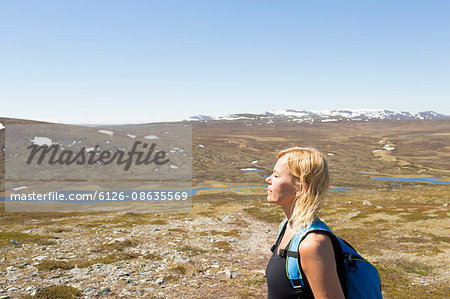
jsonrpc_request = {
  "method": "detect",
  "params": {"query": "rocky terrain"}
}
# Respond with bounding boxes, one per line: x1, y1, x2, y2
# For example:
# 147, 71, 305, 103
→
0, 200, 275, 298
0, 117, 449, 298
1, 185, 448, 298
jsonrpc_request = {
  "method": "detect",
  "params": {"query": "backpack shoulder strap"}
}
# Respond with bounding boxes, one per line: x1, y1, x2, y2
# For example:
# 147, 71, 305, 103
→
285, 221, 347, 297
270, 218, 289, 253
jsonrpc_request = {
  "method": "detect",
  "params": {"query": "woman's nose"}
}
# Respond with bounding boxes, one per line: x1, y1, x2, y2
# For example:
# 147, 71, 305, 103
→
265, 176, 271, 183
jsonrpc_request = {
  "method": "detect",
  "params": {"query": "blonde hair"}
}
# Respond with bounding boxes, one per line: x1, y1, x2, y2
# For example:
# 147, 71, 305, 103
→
278, 147, 329, 231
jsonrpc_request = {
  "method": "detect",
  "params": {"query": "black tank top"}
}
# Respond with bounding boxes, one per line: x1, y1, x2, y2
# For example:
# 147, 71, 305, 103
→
265, 225, 299, 299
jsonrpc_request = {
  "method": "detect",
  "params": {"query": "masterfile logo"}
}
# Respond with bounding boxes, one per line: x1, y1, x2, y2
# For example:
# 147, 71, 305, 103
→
26, 141, 170, 171
4, 123, 192, 212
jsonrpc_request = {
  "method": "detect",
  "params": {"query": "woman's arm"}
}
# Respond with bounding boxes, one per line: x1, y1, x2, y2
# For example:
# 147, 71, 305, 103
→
299, 233, 345, 299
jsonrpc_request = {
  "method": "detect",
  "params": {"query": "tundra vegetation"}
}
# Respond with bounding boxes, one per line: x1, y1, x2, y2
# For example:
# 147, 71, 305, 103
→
0, 118, 449, 298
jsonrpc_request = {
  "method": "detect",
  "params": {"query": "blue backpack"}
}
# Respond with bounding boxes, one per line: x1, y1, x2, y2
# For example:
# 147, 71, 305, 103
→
271, 218, 382, 298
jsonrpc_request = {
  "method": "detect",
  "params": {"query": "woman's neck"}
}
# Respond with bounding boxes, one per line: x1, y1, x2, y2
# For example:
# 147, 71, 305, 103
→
282, 206, 320, 225
281, 204, 293, 220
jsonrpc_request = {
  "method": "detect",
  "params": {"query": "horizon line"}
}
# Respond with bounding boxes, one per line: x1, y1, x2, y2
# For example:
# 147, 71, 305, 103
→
0, 108, 448, 126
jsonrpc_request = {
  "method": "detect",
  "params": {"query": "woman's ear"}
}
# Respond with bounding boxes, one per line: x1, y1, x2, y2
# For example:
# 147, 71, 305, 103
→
303, 182, 309, 192
298, 181, 308, 194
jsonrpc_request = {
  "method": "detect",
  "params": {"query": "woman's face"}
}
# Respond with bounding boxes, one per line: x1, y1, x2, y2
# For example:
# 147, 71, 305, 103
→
266, 155, 298, 208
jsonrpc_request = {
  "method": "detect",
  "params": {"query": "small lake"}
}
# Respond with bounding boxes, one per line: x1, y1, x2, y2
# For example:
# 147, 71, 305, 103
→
371, 177, 450, 184
192, 185, 266, 194
241, 168, 263, 173
192, 186, 351, 193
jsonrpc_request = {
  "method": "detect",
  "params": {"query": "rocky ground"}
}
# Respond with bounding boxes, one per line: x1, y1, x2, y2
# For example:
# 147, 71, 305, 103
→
1, 185, 449, 299
1, 118, 449, 298
0, 201, 276, 298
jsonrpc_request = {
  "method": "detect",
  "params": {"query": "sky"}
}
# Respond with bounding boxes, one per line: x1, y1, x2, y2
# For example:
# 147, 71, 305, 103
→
1, 0, 449, 124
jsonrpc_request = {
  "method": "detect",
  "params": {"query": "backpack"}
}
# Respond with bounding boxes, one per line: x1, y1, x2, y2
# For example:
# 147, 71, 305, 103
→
270, 218, 383, 299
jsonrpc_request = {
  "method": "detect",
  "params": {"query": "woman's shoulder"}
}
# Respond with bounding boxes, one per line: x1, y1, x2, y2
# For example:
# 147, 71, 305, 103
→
298, 231, 334, 258
297, 230, 345, 298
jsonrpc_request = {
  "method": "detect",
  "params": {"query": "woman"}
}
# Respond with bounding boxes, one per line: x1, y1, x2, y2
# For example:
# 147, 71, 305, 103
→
265, 147, 345, 299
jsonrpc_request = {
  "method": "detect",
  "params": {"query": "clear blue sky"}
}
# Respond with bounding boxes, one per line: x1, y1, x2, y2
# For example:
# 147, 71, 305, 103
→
1, 0, 449, 124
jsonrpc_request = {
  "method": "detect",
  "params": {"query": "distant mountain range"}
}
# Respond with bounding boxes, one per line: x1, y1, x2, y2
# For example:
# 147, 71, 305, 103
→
185, 109, 449, 123
0, 109, 448, 127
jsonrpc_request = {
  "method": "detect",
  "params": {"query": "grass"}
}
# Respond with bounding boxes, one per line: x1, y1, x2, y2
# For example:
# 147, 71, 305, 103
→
73, 212, 169, 228
333, 227, 385, 256
107, 212, 156, 227
395, 258, 433, 276
164, 275, 180, 283
0, 231, 56, 246
168, 228, 188, 233
142, 253, 162, 260
51, 228, 72, 233
73, 252, 139, 268
1, 119, 449, 298
320, 187, 449, 298
196, 211, 214, 217
26, 285, 82, 298
245, 277, 266, 286
230, 218, 250, 227
148, 219, 168, 225
200, 229, 240, 237
178, 245, 207, 256
93, 238, 136, 252
408, 245, 445, 256
410, 230, 450, 243
398, 209, 447, 221
378, 263, 449, 298
213, 241, 232, 251
243, 206, 284, 223
79, 218, 147, 228
0, 211, 82, 228
36, 260, 75, 271
170, 265, 187, 275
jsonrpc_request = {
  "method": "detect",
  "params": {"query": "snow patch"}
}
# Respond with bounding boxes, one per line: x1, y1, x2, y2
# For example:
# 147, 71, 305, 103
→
85, 147, 99, 153
185, 115, 215, 121
98, 130, 114, 136
31, 136, 53, 146
219, 116, 250, 120
268, 110, 309, 117
144, 135, 159, 140
241, 168, 263, 172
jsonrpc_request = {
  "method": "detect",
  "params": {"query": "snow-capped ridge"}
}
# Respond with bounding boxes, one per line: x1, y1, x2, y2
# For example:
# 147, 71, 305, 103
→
186, 109, 448, 122
185, 115, 215, 121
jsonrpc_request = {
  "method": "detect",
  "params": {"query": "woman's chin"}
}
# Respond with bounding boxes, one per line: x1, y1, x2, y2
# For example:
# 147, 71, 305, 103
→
266, 196, 277, 204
